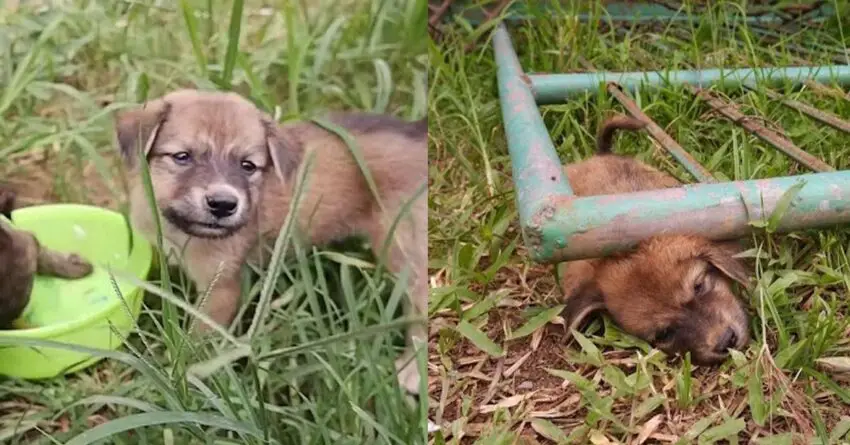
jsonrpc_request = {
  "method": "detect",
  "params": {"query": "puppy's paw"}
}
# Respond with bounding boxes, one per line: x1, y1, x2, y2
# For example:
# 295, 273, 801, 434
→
56, 253, 95, 279
37, 246, 95, 279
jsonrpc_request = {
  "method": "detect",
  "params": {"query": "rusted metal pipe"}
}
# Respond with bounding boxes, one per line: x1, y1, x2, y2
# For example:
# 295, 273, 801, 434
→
528, 66, 850, 105
428, 0, 453, 26
748, 85, 850, 135
606, 83, 717, 183
463, 0, 512, 52
533, 171, 850, 263
686, 84, 835, 172
493, 24, 572, 244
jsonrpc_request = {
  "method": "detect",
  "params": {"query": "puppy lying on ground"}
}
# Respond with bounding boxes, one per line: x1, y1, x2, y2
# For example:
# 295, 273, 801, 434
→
0, 190, 94, 328
114, 89, 427, 393
558, 115, 751, 366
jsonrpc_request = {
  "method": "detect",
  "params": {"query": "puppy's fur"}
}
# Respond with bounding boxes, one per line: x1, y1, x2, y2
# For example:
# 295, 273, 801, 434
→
115, 89, 427, 393
0, 190, 94, 328
558, 115, 751, 366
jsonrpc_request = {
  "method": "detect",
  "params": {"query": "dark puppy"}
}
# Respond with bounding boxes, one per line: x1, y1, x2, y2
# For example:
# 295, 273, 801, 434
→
558, 115, 751, 365
0, 190, 94, 328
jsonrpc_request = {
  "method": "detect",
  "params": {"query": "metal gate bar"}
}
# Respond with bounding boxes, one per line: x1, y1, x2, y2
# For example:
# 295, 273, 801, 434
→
528, 67, 850, 105
493, 23, 850, 264
456, 1, 834, 26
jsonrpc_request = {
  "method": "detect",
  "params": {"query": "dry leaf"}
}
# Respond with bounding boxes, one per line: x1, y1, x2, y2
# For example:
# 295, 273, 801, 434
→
479, 392, 536, 413
504, 351, 533, 377
635, 414, 664, 444
531, 327, 544, 350
590, 430, 615, 445
816, 357, 850, 373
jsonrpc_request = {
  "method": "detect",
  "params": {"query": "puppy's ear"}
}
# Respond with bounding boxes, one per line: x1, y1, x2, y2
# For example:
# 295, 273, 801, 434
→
264, 119, 303, 180
114, 99, 171, 168
557, 260, 605, 331
702, 241, 751, 289
0, 189, 15, 220
563, 282, 606, 331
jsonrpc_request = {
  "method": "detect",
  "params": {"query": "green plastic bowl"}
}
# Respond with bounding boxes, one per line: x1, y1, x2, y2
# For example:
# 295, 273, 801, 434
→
0, 204, 153, 379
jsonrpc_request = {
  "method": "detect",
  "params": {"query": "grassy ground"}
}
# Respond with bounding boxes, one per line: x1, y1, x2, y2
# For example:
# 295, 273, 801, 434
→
428, 1, 850, 444
0, 1, 427, 444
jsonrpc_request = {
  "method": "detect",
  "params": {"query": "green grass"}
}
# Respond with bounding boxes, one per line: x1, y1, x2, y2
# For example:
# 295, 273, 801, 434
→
0, 1, 427, 444
428, 1, 850, 443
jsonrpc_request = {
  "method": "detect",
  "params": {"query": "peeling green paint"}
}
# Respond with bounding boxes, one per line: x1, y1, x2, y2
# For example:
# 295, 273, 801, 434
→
533, 171, 850, 263
493, 24, 572, 250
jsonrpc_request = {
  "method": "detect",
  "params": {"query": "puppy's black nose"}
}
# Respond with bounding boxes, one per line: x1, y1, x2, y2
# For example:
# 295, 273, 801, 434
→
714, 328, 738, 354
205, 193, 238, 218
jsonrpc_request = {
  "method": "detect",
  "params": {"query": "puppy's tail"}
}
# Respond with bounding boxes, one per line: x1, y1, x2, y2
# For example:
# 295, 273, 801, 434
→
596, 114, 647, 155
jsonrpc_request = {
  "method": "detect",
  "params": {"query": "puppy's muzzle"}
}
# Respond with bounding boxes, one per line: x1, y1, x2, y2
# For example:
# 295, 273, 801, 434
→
203, 185, 241, 220
714, 327, 738, 354
206, 190, 239, 219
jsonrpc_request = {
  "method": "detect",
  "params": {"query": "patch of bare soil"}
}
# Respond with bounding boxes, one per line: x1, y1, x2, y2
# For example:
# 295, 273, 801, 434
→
430, 309, 578, 443
428, 249, 846, 444
0, 148, 125, 210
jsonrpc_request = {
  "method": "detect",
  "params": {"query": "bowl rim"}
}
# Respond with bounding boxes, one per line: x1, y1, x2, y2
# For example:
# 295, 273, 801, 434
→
0, 204, 153, 339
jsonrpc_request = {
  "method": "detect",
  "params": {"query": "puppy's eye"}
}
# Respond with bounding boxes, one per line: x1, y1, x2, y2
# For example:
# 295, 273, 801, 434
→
655, 326, 675, 342
171, 152, 192, 164
693, 276, 711, 296
240, 160, 258, 174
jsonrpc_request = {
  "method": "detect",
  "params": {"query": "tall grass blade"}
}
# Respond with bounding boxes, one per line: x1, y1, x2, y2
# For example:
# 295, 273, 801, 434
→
220, 0, 244, 89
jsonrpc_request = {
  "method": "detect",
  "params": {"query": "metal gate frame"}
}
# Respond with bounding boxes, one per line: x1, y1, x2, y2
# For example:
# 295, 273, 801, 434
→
489, 4, 850, 264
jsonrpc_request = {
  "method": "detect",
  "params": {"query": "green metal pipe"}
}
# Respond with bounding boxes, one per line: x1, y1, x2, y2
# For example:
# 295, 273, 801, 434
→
491, 21, 850, 265
493, 23, 572, 233
454, 2, 833, 26
528, 66, 850, 105
531, 171, 850, 263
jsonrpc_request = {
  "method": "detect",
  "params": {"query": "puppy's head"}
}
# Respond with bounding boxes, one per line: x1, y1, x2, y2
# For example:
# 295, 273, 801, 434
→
114, 89, 301, 239
563, 235, 750, 365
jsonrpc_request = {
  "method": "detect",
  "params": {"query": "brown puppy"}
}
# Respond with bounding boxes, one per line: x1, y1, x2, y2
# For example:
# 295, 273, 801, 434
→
114, 89, 427, 393
0, 190, 94, 328
558, 115, 751, 366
